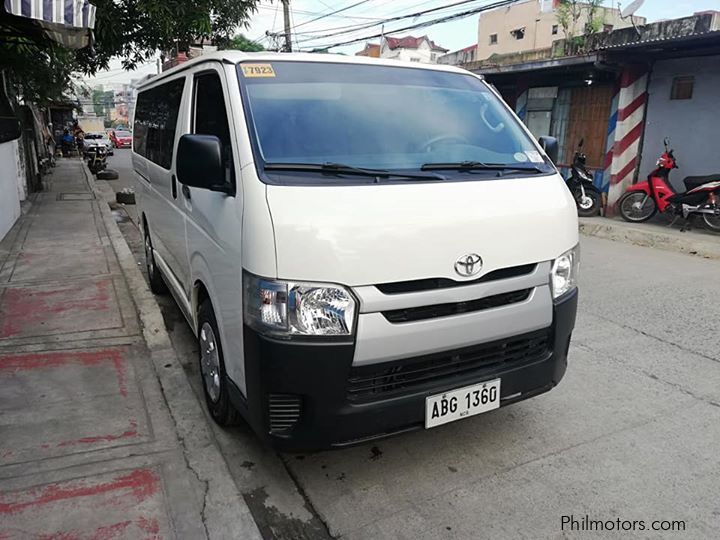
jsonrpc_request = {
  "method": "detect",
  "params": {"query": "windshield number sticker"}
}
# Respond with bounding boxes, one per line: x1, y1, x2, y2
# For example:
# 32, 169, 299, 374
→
241, 64, 276, 78
525, 150, 544, 163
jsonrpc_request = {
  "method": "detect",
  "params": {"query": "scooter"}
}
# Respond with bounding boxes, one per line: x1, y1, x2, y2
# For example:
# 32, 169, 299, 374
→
618, 138, 720, 232
86, 144, 108, 175
566, 138, 601, 217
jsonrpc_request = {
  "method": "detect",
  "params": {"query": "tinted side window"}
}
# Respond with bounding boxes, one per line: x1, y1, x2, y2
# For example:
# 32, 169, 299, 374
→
134, 78, 185, 169
193, 72, 234, 180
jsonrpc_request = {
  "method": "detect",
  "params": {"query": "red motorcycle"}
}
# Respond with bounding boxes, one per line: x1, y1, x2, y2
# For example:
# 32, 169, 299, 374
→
618, 138, 720, 232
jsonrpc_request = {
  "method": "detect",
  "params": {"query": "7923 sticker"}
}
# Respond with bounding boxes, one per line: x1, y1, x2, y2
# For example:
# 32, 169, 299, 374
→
241, 64, 276, 78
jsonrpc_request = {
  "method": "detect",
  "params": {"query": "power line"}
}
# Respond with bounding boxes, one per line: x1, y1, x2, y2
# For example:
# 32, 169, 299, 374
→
303, 0, 516, 50
295, 0, 489, 45
291, 0, 376, 31
256, 2, 382, 21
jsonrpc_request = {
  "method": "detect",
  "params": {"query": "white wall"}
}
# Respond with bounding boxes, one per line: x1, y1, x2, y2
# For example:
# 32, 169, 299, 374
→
640, 56, 720, 191
0, 140, 22, 241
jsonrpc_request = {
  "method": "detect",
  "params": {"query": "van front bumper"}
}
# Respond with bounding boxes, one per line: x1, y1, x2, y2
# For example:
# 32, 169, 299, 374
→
237, 289, 577, 451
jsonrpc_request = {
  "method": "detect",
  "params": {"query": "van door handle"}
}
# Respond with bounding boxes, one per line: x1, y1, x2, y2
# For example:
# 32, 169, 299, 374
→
171, 174, 177, 199
181, 184, 191, 200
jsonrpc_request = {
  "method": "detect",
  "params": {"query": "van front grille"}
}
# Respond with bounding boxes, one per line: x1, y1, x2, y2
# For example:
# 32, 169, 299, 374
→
268, 393, 302, 434
375, 264, 536, 295
347, 329, 550, 402
382, 288, 532, 323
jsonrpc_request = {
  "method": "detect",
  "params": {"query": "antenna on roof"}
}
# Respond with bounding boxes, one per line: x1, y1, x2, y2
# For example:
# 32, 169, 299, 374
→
618, 0, 644, 37
620, 0, 644, 18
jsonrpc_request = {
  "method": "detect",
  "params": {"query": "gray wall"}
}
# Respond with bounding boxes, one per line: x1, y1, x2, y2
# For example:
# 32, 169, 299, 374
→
640, 55, 720, 191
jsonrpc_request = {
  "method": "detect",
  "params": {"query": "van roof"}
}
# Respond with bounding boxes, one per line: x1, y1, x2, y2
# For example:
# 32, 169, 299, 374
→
137, 51, 477, 90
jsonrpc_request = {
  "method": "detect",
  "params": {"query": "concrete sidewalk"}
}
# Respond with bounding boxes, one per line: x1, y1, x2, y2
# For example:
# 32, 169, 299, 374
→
0, 158, 261, 539
580, 216, 720, 260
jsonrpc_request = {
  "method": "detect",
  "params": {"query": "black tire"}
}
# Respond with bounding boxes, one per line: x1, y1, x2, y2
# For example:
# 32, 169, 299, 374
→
618, 191, 657, 223
97, 169, 119, 180
702, 205, 720, 233
572, 186, 601, 217
197, 299, 241, 426
143, 223, 167, 294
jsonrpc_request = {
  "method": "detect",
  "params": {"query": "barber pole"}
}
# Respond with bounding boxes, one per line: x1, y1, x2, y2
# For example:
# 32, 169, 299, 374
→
607, 65, 650, 213
602, 88, 620, 193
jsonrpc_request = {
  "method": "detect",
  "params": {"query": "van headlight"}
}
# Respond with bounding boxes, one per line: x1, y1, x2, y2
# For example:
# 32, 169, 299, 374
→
243, 273, 356, 337
550, 245, 580, 300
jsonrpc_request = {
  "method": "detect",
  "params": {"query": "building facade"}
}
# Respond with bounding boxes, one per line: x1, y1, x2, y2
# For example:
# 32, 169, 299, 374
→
464, 11, 720, 213
380, 35, 448, 63
0, 0, 95, 242
638, 55, 720, 190
355, 43, 380, 57
476, 0, 645, 62
438, 44, 477, 66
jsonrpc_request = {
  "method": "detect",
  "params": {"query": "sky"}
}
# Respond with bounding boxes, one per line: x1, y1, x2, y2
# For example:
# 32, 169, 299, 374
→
84, 0, 720, 88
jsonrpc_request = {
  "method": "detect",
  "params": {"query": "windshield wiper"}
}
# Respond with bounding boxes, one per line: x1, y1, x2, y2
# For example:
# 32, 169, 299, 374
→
264, 162, 445, 181
421, 161, 546, 175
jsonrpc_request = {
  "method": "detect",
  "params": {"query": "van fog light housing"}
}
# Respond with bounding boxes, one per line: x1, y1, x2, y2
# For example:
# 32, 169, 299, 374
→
550, 244, 579, 300
244, 273, 356, 337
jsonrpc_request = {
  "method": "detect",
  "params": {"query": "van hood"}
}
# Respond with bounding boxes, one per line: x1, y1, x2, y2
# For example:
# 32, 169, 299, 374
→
265, 175, 578, 287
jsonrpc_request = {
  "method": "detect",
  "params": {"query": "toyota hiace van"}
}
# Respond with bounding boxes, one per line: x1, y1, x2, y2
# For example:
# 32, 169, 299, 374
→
133, 52, 579, 449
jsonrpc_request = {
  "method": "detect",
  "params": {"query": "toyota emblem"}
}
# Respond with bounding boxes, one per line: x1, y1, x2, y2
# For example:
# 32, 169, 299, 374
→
454, 254, 483, 277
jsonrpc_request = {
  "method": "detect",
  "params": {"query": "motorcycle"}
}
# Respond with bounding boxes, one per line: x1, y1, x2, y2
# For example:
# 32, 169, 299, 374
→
566, 138, 601, 217
618, 138, 720, 233
86, 144, 108, 175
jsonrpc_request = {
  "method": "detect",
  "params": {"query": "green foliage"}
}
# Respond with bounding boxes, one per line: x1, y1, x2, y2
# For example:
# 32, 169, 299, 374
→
91, 89, 115, 117
85, 0, 260, 71
555, 0, 605, 41
220, 33, 265, 52
0, 34, 83, 104
1, 0, 260, 104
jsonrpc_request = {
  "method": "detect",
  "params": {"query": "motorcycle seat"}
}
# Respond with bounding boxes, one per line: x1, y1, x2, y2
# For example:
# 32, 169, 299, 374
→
683, 174, 720, 191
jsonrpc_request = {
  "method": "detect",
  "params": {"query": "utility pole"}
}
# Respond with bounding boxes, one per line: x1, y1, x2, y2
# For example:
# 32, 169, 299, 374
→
380, 24, 384, 57
282, 0, 292, 52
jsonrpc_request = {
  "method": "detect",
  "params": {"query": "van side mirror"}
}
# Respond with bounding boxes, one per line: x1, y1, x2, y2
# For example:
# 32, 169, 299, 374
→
176, 134, 233, 194
538, 136, 559, 165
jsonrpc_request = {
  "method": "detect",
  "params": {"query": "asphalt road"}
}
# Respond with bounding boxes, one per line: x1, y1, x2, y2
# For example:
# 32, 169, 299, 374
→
109, 156, 720, 539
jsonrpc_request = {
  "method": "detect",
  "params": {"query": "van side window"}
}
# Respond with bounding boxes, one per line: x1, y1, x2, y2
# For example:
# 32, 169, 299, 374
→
133, 78, 185, 169
193, 72, 234, 181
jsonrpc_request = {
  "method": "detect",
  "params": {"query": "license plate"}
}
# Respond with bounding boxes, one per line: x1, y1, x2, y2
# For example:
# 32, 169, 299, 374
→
425, 379, 501, 429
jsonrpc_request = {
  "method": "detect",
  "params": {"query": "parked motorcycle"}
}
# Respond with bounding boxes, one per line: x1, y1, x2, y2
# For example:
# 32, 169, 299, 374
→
86, 144, 108, 175
566, 138, 601, 217
618, 138, 720, 232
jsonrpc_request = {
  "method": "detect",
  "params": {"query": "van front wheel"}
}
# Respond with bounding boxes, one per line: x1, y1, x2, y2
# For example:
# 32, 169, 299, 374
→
197, 300, 240, 426
143, 226, 167, 294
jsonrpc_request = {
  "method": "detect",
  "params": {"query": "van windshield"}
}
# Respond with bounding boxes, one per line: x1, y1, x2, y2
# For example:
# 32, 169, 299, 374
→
237, 61, 552, 182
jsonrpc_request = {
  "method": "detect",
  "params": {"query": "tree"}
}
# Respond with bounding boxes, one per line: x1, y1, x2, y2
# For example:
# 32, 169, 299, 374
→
79, 0, 260, 72
91, 89, 115, 117
1, 0, 260, 104
556, 0, 605, 42
220, 33, 264, 52
0, 37, 84, 105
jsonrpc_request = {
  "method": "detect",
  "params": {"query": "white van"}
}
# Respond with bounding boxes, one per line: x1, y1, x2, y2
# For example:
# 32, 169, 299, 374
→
133, 52, 579, 450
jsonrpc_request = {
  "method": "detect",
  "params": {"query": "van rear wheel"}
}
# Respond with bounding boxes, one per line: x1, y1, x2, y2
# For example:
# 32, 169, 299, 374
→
197, 300, 240, 426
